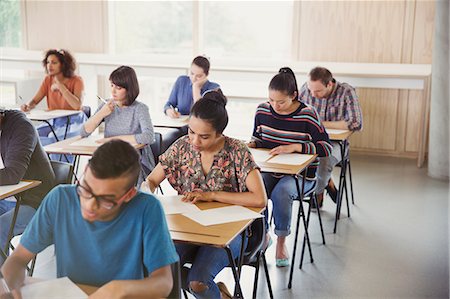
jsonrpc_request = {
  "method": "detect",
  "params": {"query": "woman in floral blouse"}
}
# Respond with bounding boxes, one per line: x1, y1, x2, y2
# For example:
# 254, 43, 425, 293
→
143, 90, 267, 299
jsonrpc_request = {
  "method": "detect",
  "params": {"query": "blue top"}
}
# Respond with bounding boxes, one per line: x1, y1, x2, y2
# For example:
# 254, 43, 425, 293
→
21, 185, 178, 286
164, 75, 220, 115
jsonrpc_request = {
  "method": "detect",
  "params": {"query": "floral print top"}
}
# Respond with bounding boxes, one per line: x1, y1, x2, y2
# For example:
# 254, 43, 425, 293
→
159, 135, 259, 194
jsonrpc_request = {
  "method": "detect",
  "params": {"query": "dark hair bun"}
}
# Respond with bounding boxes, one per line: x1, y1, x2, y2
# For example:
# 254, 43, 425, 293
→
202, 89, 227, 107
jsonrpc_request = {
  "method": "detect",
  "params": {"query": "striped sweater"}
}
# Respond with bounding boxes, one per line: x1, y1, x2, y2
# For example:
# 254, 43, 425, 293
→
252, 102, 332, 179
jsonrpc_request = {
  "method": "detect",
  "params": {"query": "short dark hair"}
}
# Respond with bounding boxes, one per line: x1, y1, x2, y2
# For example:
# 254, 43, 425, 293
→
192, 56, 211, 76
308, 67, 334, 86
269, 67, 299, 100
190, 89, 228, 134
109, 66, 140, 106
42, 49, 76, 78
89, 140, 141, 189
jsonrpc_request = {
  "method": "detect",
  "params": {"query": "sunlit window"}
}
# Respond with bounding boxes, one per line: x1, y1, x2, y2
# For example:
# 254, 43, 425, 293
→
201, 1, 293, 60
110, 1, 193, 55
0, 0, 22, 48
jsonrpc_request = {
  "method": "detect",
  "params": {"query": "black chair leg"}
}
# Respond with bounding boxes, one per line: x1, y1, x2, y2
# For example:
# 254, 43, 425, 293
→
348, 160, 355, 204
252, 254, 261, 299
299, 199, 313, 269
313, 193, 326, 245
261, 253, 274, 299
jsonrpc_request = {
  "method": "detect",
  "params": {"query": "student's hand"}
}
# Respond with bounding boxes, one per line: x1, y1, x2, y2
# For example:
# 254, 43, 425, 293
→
88, 281, 123, 299
269, 144, 299, 155
0, 289, 22, 299
182, 192, 213, 204
98, 100, 115, 118
192, 76, 208, 90
51, 77, 64, 92
20, 104, 31, 112
166, 108, 181, 119
246, 141, 257, 148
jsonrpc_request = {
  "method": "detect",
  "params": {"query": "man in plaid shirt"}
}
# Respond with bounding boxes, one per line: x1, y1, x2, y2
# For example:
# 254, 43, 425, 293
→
299, 67, 363, 207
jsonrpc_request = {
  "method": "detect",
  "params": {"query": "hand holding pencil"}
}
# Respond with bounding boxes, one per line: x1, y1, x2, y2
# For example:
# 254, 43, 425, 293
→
97, 95, 116, 118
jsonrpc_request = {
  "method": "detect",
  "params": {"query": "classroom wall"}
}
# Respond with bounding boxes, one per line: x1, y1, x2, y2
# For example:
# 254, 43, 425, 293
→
21, 0, 436, 159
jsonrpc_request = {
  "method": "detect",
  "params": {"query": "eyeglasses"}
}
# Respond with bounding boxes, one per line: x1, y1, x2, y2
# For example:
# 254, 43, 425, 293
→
76, 179, 134, 210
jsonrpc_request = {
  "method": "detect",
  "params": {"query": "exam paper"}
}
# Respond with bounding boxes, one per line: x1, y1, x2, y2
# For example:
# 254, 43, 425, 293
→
20, 277, 87, 299
326, 129, 348, 135
268, 154, 314, 165
183, 205, 263, 226
248, 148, 273, 163
157, 195, 201, 215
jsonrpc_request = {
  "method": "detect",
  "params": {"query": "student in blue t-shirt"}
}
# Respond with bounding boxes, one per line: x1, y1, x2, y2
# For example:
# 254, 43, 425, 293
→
0, 140, 178, 299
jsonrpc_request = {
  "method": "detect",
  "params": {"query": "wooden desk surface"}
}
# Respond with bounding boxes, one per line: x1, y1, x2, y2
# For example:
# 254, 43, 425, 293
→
326, 128, 353, 141
151, 113, 189, 128
44, 135, 146, 156
250, 148, 317, 175
0, 180, 41, 200
167, 201, 264, 248
26, 109, 81, 121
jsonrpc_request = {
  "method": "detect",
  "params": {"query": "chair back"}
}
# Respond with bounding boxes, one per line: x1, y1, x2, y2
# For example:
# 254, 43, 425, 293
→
243, 217, 266, 264
50, 160, 73, 184
81, 105, 91, 118
167, 261, 182, 299
150, 132, 163, 164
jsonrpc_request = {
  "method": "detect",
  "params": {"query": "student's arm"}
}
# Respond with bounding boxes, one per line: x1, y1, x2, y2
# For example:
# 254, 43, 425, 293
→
164, 77, 181, 118
192, 77, 208, 103
143, 163, 165, 193
0, 119, 37, 185
52, 76, 83, 110
1, 245, 36, 292
88, 265, 172, 299
344, 88, 363, 131
184, 169, 267, 208
82, 102, 115, 135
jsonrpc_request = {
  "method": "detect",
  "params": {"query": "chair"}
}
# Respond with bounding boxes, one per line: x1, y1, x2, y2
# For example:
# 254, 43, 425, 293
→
168, 261, 182, 299
150, 132, 164, 194
81, 105, 91, 118
27, 160, 73, 276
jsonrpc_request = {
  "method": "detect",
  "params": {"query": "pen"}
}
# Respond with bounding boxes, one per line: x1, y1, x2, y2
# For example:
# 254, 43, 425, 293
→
170, 105, 179, 113
19, 95, 24, 103
97, 95, 108, 105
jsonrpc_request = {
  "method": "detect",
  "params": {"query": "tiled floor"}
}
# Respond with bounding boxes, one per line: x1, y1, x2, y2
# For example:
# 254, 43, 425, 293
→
31, 154, 449, 298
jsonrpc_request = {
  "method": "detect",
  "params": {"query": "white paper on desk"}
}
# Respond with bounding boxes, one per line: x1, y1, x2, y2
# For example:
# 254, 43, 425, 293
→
249, 148, 273, 163
326, 129, 348, 135
0, 181, 33, 197
268, 154, 314, 165
183, 205, 263, 226
156, 195, 201, 215
70, 135, 103, 147
20, 277, 87, 299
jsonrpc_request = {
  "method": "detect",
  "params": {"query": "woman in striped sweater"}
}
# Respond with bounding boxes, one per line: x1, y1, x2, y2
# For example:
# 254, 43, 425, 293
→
248, 67, 332, 267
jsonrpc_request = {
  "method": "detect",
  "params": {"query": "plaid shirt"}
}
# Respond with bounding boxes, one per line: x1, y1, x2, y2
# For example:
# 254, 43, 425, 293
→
299, 81, 363, 131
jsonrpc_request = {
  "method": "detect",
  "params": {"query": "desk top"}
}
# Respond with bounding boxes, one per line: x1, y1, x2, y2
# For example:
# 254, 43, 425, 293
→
167, 201, 264, 248
151, 113, 189, 128
249, 148, 317, 175
0, 180, 41, 200
326, 128, 353, 141
26, 109, 81, 121
44, 135, 146, 156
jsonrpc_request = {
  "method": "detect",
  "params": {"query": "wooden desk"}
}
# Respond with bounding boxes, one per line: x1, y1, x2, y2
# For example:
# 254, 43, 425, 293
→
151, 113, 189, 129
0, 180, 41, 259
249, 149, 317, 289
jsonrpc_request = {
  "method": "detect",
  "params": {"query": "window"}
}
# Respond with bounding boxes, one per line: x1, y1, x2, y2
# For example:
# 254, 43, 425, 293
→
201, 1, 293, 61
0, 0, 22, 48
110, 1, 193, 56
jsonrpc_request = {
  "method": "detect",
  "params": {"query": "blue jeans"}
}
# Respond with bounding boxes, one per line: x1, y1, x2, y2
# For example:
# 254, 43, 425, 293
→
0, 201, 37, 265
262, 173, 315, 237
176, 235, 247, 299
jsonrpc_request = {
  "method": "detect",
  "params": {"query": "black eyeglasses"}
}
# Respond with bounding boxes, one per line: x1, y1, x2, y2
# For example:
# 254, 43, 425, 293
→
76, 182, 119, 210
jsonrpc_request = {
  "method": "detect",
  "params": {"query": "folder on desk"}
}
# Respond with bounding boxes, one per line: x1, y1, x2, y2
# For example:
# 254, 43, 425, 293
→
156, 195, 201, 215
183, 205, 263, 226
249, 148, 314, 166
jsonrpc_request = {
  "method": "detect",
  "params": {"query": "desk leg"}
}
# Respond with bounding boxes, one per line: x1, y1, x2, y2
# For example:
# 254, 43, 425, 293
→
225, 245, 244, 299
42, 120, 59, 142
3, 195, 22, 256
334, 140, 349, 234
288, 171, 312, 289
63, 116, 71, 140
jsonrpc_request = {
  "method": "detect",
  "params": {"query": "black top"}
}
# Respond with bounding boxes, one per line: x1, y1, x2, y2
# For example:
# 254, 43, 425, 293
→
0, 110, 55, 209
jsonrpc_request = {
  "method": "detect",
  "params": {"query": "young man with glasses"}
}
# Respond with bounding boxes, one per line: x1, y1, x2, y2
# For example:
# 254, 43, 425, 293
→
1, 140, 178, 298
